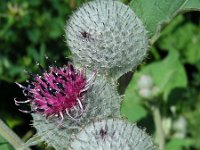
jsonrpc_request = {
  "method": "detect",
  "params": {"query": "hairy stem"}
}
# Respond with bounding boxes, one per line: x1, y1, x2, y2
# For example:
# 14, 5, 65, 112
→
0, 119, 31, 150
152, 106, 165, 150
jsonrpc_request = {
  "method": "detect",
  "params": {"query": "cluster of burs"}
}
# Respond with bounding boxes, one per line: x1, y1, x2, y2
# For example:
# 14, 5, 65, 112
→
26, 0, 157, 150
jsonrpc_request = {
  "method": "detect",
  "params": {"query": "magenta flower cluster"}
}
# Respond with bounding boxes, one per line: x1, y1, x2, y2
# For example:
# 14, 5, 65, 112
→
15, 63, 95, 121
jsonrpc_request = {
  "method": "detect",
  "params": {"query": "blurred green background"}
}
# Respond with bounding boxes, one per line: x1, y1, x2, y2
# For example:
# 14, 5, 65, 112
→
0, 0, 200, 150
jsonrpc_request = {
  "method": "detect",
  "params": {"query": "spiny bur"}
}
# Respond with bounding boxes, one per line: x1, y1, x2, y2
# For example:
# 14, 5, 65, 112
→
66, 0, 148, 79
70, 118, 157, 150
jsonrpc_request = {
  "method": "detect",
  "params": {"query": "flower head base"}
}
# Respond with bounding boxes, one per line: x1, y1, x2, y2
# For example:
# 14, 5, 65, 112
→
15, 63, 96, 121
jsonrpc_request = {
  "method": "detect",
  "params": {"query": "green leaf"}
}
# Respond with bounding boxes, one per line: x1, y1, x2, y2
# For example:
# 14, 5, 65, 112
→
121, 100, 147, 122
165, 138, 194, 150
182, 0, 200, 11
121, 70, 148, 122
129, 0, 184, 38
185, 37, 200, 64
129, 0, 200, 43
158, 15, 200, 64
0, 135, 14, 150
147, 51, 187, 100
124, 50, 187, 102
122, 51, 187, 121
151, 51, 187, 101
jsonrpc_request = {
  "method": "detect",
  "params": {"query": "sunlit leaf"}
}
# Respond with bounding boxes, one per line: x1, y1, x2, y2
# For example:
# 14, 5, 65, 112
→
165, 138, 194, 150
130, 0, 200, 43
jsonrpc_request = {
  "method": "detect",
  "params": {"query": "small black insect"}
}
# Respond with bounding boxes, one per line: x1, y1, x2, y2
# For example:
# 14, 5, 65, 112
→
99, 128, 107, 139
80, 31, 92, 41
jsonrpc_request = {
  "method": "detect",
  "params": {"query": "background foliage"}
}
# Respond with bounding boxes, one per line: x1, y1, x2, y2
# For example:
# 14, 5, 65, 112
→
0, 0, 200, 150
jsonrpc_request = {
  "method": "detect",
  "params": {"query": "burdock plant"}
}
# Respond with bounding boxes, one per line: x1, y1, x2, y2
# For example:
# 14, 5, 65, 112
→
15, 63, 121, 149
14, 0, 157, 150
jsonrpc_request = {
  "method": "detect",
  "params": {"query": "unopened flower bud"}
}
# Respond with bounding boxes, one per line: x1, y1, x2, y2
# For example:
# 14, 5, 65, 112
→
66, 0, 148, 79
137, 75, 154, 89
70, 118, 157, 150
137, 75, 160, 100
172, 116, 187, 138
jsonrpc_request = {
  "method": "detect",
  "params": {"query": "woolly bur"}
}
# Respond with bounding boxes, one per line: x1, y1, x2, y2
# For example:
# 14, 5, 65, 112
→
66, 0, 148, 79
15, 63, 121, 149
69, 118, 157, 150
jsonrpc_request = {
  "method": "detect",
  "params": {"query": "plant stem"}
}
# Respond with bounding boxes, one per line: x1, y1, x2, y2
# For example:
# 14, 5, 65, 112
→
0, 119, 31, 150
152, 105, 165, 150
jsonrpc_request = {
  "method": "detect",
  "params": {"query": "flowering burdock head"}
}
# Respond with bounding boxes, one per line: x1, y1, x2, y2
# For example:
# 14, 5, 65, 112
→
70, 118, 157, 150
17, 63, 121, 149
15, 62, 96, 122
66, 0, 148, 79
